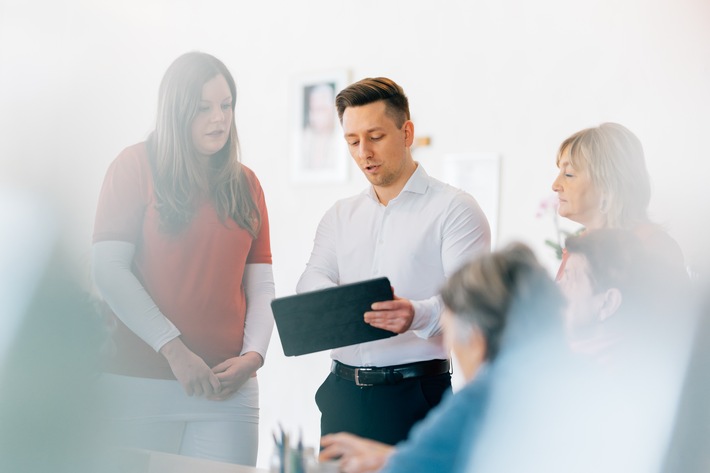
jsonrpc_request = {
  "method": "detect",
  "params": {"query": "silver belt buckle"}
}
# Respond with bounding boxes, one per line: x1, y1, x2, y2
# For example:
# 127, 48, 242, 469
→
354, 367, 373, 387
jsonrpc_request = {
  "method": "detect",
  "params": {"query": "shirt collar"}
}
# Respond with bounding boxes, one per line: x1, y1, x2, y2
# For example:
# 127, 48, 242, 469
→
364, 162, 429, 202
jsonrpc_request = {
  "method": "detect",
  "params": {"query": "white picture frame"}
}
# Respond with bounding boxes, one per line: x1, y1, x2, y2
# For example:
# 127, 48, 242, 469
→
443, 153, 501, 247
290, 69, 349, 183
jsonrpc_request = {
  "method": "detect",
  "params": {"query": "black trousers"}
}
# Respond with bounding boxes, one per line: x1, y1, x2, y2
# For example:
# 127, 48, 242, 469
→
315, 370, 452, 445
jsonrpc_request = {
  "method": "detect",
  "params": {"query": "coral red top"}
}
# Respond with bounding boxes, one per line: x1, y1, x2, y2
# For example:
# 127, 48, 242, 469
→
93, 142, 271, 378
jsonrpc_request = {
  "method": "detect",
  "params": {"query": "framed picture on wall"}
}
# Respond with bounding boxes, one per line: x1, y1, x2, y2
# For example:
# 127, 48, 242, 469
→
443, 153, 501, 247
291, 69, 349, 183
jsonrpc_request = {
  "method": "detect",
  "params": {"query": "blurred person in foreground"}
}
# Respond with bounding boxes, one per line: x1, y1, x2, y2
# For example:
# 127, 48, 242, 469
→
559, 228, 691, 365
551, 122, 686, 280
92, 52, 274, 465
319, 236, 695, 473
318, 243, 567, 472
464, 229, 693, 473
660, 275, 710, 473
0, 191, 105, 473
551, 228, 695, 471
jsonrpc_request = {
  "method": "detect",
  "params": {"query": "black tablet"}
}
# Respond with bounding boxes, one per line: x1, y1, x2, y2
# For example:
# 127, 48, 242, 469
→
271, 277, 396, 356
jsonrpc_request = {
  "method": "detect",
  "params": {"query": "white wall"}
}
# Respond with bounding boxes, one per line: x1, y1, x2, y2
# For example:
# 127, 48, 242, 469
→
2, 0, 709, 468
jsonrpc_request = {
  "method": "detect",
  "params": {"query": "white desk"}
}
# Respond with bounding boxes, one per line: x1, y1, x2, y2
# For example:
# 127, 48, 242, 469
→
112, 448, 269, 473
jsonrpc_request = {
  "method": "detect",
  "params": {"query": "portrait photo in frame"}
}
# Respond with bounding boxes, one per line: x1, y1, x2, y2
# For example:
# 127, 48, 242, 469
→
443, 152, 501, 246
290, 70, 349, 183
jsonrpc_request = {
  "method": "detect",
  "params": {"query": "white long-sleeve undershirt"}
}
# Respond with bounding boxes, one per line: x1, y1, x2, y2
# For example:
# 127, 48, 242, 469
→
92, 240, 275, 361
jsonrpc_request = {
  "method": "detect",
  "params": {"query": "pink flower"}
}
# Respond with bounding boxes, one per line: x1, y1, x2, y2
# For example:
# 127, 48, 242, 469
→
536, 194, 559, 218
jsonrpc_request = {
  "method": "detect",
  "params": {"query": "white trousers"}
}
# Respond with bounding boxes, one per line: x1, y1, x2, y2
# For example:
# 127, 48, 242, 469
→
100, 373, 259, 466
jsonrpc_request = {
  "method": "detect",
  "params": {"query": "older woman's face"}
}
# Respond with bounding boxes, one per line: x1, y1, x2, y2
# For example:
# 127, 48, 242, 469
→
552, 150, 605, 229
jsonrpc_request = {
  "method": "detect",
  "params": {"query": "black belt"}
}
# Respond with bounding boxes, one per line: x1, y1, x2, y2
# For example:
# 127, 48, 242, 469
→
331, 359, 450, 387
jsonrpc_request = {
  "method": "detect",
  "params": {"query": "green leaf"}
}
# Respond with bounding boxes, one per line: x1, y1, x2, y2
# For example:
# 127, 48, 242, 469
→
544, 239, 564, 260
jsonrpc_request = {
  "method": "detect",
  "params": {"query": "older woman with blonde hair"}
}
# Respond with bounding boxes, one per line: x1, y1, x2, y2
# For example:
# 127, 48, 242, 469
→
552, 122, 685, 278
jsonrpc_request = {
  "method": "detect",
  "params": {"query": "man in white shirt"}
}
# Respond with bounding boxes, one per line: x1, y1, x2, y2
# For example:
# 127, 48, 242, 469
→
297, 77, 491, 445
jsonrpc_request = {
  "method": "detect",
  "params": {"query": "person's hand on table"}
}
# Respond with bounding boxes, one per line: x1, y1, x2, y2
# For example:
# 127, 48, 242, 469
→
320, 432, 394, 473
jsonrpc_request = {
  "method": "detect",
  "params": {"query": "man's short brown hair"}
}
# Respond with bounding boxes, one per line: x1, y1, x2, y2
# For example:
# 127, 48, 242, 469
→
335, 77, 410, 127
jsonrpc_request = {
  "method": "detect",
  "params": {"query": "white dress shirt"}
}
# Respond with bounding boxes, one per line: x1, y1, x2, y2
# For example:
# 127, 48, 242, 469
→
297, 164, 490, 367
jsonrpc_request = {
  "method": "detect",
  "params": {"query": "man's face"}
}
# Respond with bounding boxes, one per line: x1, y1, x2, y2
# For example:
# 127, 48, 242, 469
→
558, 253, 605, 339
341, 101, 412, 189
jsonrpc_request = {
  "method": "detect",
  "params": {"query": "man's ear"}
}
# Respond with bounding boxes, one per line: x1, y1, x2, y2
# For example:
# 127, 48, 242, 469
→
467, 326, 487, 361
403, 120, 415, 147
599, 288, 623, 322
